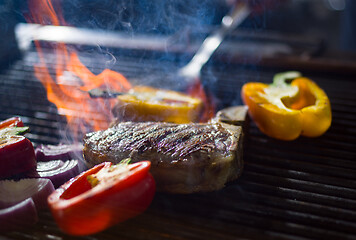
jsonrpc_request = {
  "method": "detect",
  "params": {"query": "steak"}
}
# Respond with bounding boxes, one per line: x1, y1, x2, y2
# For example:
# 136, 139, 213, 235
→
83, 107, 246, 193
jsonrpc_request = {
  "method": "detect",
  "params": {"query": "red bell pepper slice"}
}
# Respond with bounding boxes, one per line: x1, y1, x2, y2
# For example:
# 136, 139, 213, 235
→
0, 136, 37, 179
0, 117, 35, 179
48, 160, 156, 236
0, 117, 24, 129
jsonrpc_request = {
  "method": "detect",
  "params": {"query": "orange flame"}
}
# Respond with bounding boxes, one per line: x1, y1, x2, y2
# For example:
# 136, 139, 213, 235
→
27, 0, 215, 141
27, 0, 132, 140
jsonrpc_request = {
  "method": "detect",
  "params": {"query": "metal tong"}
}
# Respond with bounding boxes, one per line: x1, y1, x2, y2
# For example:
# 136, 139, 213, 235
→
178, 1, 251, 82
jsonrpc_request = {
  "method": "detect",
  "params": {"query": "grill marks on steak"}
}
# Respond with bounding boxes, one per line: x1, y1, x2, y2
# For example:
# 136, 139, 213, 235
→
85, 122, 233, 165
83, 121, 243, 193
142, 124, 224, 160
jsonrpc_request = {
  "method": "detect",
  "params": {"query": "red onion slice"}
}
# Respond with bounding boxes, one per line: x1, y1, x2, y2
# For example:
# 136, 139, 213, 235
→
37, 159, 65, 172
36, 159, 80, 188
0, 178, 54, 210
35, 143, 83, 162
0, 198, 38, 232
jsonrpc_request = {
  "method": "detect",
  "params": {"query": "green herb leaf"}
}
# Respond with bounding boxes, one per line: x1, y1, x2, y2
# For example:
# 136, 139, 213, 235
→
119, 158, 132, 165
0, 126, 30, 137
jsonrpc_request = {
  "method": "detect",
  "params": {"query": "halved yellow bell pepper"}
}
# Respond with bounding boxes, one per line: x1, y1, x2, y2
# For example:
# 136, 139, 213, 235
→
112, 86, 203, 124
241, 71, 332, 140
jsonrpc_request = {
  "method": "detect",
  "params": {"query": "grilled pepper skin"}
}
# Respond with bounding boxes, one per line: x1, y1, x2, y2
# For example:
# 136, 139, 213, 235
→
241, 72, 332, 140
48, 161, 155, 236
0, 117, 24, 129
112, 86, 203, 124
0, 117, 36, 179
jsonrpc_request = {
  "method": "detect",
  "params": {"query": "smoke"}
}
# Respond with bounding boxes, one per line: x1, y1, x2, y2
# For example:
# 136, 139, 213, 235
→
61, 0, 223, 34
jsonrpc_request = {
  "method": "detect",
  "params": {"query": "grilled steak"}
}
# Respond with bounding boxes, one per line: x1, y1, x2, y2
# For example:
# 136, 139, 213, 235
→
83, 107, 245, 193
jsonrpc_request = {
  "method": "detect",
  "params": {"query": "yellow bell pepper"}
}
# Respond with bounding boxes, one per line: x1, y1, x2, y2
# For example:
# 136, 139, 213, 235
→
241, 71, 332, 140
112, 86, 203, 124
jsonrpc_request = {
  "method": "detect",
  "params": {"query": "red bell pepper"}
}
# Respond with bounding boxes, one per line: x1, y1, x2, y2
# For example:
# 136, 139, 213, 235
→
0, 117, 36, 179
0, 117, 24, 129
0, 136, 37, 179
47, 160, 156, 236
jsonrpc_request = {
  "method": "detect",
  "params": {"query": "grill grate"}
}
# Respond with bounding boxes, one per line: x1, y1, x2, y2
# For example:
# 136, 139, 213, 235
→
1, 48, 356, 240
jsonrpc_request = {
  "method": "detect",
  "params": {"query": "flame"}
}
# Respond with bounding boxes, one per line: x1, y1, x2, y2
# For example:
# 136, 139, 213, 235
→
27, 0, 132, 140
26, 0, 215, 141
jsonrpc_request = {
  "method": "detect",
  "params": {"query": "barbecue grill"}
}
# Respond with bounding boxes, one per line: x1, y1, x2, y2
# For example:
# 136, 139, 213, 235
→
2, 1, 356, 239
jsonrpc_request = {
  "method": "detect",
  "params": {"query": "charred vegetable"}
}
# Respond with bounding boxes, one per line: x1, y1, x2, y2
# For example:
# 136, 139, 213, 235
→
48, 160, 155, 236
112, 86, 203, 123
28, 159, 80, 188
241, 71, 332, 140
0, 198, 38, 232
35, 143, 83, 162
0, 178, 54, 210
0, 117, 24, 129
0, 117, 36, 179
0, 178, 55, 232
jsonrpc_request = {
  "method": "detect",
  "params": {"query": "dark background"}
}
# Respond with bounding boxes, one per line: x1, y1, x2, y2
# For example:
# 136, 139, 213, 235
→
0, 0, 355, 57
